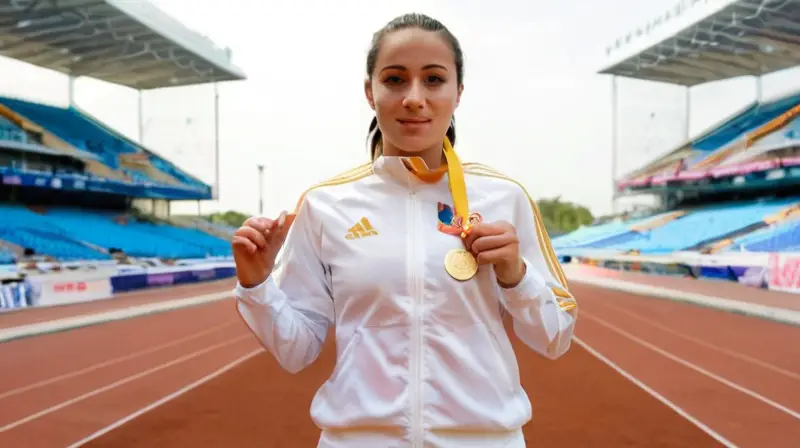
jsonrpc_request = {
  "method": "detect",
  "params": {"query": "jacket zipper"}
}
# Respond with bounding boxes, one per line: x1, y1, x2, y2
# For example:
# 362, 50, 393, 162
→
408, 189, 424, 447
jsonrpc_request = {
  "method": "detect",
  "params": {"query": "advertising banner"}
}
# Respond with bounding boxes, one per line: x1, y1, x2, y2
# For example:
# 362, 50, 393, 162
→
766, 253, 800, 293
0, 279, 38, 311
29, 272, 114, 307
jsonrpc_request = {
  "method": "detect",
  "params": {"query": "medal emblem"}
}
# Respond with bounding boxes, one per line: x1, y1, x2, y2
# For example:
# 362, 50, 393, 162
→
444, 248, 478, 281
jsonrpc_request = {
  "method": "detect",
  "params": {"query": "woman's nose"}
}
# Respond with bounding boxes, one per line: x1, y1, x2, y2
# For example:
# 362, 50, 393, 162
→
402, 81, 425, 109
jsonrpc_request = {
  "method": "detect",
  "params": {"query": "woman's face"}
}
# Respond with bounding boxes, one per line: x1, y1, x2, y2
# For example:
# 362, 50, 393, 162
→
366, 28, 463, 156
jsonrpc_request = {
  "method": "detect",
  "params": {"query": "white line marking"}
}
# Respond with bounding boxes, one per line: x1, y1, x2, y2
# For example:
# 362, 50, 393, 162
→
0, 334, 251, 433
574, 337, 738, 448
0, 291, 233, 343
0, 320, 238, 402
581, 313, 800, 420
590, 301, 800, 381
565, 271, 800, 326
65, 348, 263, 448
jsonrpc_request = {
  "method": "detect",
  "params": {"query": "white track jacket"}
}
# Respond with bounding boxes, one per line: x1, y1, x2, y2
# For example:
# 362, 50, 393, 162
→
235, 155, 578, 448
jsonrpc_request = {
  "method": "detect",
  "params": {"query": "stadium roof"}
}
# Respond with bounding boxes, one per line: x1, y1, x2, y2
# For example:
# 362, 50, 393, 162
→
599, 0, 800, 86
0, 0, 246, 90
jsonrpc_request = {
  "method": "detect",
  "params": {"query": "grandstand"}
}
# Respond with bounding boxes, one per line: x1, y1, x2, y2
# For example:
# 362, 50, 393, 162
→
557, 0, 800, 286
0, 0, 245, 267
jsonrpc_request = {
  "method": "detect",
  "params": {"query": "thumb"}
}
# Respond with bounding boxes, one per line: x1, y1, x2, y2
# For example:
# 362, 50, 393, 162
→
269, 211, 292, 248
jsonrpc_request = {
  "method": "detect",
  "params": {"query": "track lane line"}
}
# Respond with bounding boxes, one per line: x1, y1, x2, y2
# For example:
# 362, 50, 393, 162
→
574, 337, 738, 448
580, 312, 800, 420
566, 273, 800, 326
0, 333, 252, 433
0, 291, 232, 343
588, 300, 800, 381
0, 320, 238, 402
65, 348, 263, 448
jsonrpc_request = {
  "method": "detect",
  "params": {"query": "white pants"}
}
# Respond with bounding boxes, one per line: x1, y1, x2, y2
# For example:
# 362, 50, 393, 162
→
317, 428, 526, 448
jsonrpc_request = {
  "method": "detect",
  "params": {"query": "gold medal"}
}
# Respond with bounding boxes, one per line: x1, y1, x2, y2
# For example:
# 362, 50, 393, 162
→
444, 248, 478, 281
441, 137, 479, 281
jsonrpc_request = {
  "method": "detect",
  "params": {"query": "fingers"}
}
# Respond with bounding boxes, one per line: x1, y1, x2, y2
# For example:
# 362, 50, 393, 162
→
475, 247, 513, 265
243, 216, 274, 233
232, 236, 258, 254
234, 211, 291, 254
235, 226, 267, 249
467, 232, 518, 254
464, 221, 517, 255
461, 221, 519, 268
462, 222, 509, 249
272, 212, 291, 246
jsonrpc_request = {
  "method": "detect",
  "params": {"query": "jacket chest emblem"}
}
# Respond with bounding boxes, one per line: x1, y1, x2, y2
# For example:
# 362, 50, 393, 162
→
437, 202, 483, 236
345, 217, 379, 240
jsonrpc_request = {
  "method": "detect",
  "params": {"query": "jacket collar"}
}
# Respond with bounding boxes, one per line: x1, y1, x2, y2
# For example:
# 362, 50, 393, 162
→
372, 154, 448, 189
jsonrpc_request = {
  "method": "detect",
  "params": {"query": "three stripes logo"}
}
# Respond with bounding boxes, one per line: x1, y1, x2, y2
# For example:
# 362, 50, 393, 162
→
346, 217, 378, 240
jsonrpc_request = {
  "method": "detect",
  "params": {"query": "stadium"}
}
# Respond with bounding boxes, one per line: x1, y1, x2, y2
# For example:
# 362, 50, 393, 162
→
0, 1, 798, 447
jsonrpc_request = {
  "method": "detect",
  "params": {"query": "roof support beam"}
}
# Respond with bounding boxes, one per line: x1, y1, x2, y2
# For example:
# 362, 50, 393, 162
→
0, 0, 245, 90
600, 0, 800, 87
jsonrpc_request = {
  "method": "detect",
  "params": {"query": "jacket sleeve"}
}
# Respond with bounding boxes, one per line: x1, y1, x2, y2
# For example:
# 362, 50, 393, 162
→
493, 186, 578, 360
234, 194, 334, 373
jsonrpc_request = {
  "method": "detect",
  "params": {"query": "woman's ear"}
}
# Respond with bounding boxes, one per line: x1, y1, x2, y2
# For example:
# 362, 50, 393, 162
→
364, 78, 376, 111
455, 83, 464, 108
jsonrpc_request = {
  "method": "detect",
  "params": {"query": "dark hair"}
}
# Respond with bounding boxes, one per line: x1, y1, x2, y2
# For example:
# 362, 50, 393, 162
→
366, 13, 464, 160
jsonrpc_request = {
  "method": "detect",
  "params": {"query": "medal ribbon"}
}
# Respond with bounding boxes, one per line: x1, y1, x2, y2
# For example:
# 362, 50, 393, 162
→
441, 137, 471, 237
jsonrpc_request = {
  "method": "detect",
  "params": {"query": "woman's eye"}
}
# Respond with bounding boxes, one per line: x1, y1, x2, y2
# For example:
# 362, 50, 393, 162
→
426, 75, 444, 84
384, 76, 404, 85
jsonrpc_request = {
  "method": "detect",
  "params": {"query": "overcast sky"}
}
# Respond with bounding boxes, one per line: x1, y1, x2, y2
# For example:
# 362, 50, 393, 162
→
1, 0, 798, 219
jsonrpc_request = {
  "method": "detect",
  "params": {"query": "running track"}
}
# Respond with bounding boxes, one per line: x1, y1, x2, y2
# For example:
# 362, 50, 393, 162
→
0, 274, 798, 447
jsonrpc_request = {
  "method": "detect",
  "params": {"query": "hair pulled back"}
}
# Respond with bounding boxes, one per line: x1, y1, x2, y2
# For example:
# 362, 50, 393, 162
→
365, 13, 464, 160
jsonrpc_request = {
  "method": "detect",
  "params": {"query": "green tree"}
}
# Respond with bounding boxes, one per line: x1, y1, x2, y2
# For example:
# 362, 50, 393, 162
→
536, 196, 594, 234
205, 210, 250, 228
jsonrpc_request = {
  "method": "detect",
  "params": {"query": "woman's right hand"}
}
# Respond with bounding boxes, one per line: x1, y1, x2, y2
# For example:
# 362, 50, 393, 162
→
232, 211, 291, 288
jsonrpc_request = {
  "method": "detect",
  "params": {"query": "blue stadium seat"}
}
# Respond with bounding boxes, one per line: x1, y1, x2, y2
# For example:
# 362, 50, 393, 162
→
558, 199, 800, 254
0, 97, 123, 170
122, 220, 231, 257
0, 98, 137, 155
0, 204, 231, 260
0, 115, 27, 144
552, 212, 674, 250
552, 221, 631, 249
0, 96, 209, 192
726, 219, 800, 252
693, 94, 800, 153
43, 208, 226, 259
0, 247, 15, 264
596, 199, 799, 253
0, 204, 109, 261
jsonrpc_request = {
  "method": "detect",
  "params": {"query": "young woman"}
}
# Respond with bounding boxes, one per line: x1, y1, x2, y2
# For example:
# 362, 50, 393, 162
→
232, 13, 578, 448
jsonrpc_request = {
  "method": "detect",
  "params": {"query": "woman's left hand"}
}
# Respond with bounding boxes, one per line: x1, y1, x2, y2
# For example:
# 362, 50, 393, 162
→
462, 221, 526, 287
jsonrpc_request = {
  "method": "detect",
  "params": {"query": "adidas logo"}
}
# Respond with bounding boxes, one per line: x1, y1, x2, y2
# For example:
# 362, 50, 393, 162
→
346, 217, 378, 240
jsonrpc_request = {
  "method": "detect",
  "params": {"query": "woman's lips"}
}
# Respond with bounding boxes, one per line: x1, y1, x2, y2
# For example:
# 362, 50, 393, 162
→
397, 118, 432, 130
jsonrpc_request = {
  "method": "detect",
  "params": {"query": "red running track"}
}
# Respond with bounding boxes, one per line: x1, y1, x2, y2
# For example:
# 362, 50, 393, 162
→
0, 274, 797, 447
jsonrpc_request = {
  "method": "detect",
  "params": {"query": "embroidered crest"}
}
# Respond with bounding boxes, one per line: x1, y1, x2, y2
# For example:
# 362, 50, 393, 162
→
437, 202, 482, 236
